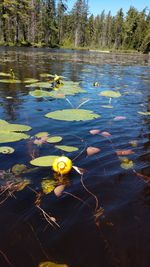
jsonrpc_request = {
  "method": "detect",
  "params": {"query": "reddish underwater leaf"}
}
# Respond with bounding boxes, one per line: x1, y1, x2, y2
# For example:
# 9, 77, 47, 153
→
86, 146, 101, 156
116, 149, 134, 156
100, 131, 111, 137
89, 129, 101, 135
113, 116, 126, 121
54, 184, 66, 197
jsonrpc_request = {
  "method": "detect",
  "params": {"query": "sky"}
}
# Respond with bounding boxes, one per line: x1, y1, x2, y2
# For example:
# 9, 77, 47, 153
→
67, 0, 150, 16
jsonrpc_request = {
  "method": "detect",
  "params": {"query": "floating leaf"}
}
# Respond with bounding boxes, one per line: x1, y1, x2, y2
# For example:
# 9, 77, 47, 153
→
0, 146, 14, 154
0, 132, 30, 143
30, 155, 59, 167
12, 164, 27, 175
41, 179, 56, 194
39, 262, 68, 267
113, 116, 126, 121
116, 149, 134, 156
100, 131, 111, 137
0, 72, 11, 77
100, 90, 121, 98
23, 78, 39, 84
29, 90, 52, 98
55, 145, 78, 152
129, 140, 138, 147
26, 82, 52, 88
47, 136, 62, 143
35, 132, 49, 138
40, 73, 55, 78
101, 105, 113, 108
138, 111, 150, 116
0, 120, 31, 132
89, 129, 101, 135
0, 79, 21, 83
86, 146, 101, 156
54, 184, 66, 197
45, 109, 100, 121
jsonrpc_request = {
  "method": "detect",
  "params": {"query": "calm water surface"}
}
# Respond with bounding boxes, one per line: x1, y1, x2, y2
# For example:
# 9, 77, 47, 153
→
0, 47, 150, 267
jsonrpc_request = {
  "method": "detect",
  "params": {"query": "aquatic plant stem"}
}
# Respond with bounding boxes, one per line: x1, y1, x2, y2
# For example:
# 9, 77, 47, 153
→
0, 249, 13, 266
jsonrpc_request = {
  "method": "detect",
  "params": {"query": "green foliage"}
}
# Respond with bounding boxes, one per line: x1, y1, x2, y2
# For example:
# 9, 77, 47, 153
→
30, 156, 59, 167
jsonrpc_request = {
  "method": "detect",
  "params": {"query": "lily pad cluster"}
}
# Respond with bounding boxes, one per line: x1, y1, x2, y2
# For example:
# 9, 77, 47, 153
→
0, 120, 31, 143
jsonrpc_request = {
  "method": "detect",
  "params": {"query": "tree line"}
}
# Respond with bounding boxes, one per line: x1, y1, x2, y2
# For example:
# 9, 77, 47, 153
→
0, 0, 150, 52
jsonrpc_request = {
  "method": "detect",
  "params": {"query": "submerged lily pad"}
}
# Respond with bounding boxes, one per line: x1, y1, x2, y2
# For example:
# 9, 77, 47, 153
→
29, 89, 52, 98
47, 136, 62, 143
119, 157, 134, 170
55, 145, 78, 152
12, 164, 27, 175
100, 90, 121, 98
45, 109, 100, 121
41, 179, 56, 194
30, 155, 59, 167
26, 82, 52, 88
0, 146, 14, 154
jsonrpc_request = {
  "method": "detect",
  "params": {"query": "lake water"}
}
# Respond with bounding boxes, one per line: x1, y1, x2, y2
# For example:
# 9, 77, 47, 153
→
0, 47, 150, 267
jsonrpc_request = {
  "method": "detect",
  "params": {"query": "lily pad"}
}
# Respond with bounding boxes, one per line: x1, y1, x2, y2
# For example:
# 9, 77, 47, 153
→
26, 82, 52, 88
41, 179, 56, 194
35, 132, 49, 138
0, 132, 30, 143
29, 90, 52, 98
39, 262, 68, 267
0, 72, 11, 77
0, 146, 14, 154
23, 78, 39, 84
0, 79, 21, 83
100, 90, 121, 98
101, 105, 113, 108
45, 109, 100, 121
47, 136, 62, 143
55, 145, 78, 152
138, 111, 150, 116
40, 73, 55, 78
12, 164, 27, 175
30, 155, 59, 167
0, 120, 31, 132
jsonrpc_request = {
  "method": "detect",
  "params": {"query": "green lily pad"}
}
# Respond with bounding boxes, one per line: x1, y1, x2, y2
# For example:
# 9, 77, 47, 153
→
100, 90, 121, 98
39, 262, 68, 267
0, 72, 11, 77
45, 109, 100, 121
40, 73, 55, 78
55, 145, 78, 152
23, 78, 39, 84
35, 132, 49, 138
0, 146, 14, 154
26, 82, 52, 88
47, 136, 62, 143
0, 79, 21, 83
29, 90, 52, 98
101, 105, 113, 108
0, 132, 30, 143
0, 120, 31, 132
41, 179, 56, 194
30, 155, 59, 167
138, 111, 150, 116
